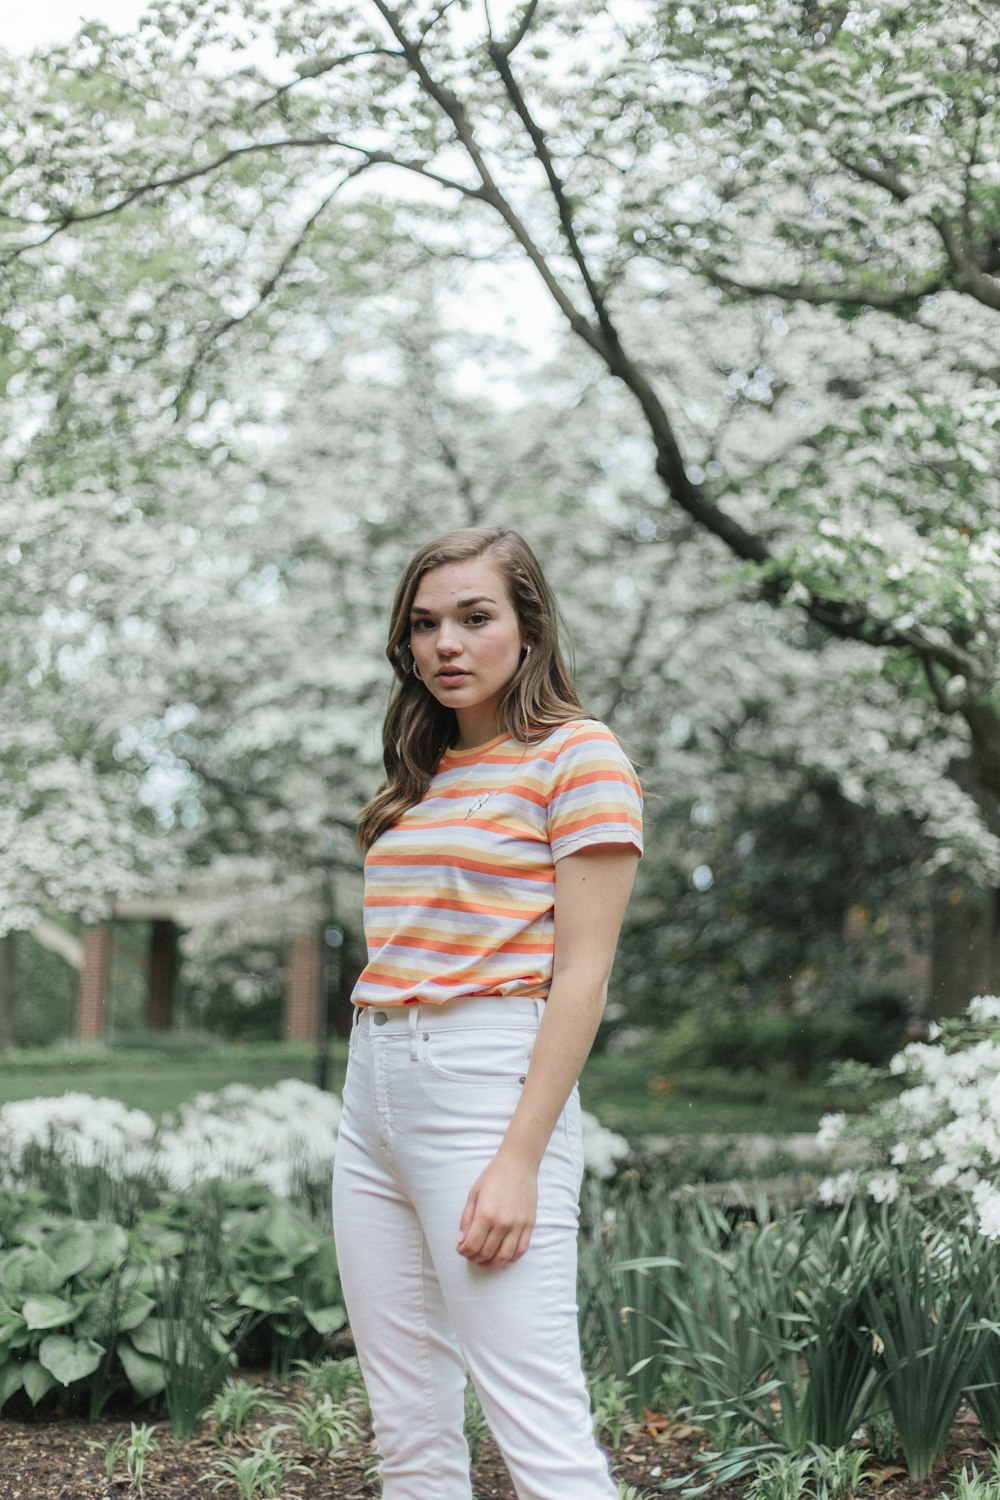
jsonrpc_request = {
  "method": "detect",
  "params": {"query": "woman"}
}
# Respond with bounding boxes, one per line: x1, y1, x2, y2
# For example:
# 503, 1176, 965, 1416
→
333, 526, 642, 1500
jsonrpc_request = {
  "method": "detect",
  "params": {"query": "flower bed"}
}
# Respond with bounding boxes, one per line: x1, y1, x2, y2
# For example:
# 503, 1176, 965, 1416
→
0, 1079, 629, 1200
815, 995, 1000, 1236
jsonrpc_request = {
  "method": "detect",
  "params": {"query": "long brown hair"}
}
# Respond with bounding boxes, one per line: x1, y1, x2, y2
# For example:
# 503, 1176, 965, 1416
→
357, 527, 588, 849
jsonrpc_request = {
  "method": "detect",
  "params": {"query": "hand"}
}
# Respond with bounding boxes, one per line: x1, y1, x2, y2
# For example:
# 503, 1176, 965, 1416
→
456, 1151, 538, 1269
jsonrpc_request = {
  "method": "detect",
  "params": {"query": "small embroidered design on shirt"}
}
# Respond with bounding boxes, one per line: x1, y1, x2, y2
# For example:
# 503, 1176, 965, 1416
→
466, 791, 497, 819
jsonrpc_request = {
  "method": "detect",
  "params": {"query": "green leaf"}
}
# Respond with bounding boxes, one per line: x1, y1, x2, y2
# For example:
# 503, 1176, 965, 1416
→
38, 1335, 104, 1386
22, 1294, 79, 1330
75, 1286, 155, 1339
304, 1304, 346, 1336
117, 1339, 166, 1400
23, 1358, 58, 1405
0, 1314, 29, 1351
0, 1248, 65, 1298
0, 1361, 25, 1410
263, 1204, 317, 1260
126, 1316, 169, 1358
45, 1225, 97, 1281
236, 1282, 290, 1313
137, 1223, 185, 1257
84, 1224, 129, 1280
9, 1209, 67, 1247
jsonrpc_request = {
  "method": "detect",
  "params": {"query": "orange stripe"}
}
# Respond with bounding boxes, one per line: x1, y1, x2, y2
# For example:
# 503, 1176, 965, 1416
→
364, 894, 545, 920
366, 851, 554, 882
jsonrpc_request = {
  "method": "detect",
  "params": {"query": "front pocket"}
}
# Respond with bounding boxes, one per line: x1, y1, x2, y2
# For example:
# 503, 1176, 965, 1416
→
422, 1026, 535, 1085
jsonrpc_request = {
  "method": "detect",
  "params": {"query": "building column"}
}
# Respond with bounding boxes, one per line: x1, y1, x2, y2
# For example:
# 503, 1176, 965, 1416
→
148, 919, 178, 1030
285, 929, 322, 1042
77, 922, 112, 1041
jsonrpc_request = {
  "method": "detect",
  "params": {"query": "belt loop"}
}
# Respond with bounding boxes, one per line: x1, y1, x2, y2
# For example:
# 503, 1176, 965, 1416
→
408, 1004, 419, 1061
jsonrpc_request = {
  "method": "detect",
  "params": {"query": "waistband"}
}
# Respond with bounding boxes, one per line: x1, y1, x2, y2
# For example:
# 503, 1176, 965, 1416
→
352, 994, 545, 1034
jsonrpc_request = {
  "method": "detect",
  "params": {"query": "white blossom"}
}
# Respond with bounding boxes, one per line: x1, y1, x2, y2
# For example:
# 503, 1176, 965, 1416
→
0, 1082, 625, 1195
816, 1112, 847, 1151
815, 996, 1000, 1235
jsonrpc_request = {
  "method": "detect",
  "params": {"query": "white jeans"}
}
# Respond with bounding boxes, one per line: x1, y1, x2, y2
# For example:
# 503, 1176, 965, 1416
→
332, 995, 617, 1500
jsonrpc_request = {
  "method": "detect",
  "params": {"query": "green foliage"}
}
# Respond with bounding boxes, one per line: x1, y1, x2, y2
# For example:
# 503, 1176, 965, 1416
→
585, 1185, 875, 1450
950, 1462, 1000, 1500
584, 1180, 1000, 1491
861, 1208, 1000, 1480
588, 1371, 633, 1449
122, 1422, 160, 1498
0, 1180, 343, 1420
86, 1422, 161, 1497
578, 1177, 685, 1413
654, 1003, 908, 1084
204, 1432, 315, 1498
862, 1408, 899, 1464
208, 1378, 286, 1443
743, 1446, 873, 1500
967, 1335, 1000, 1443
285, 1392, 363, 1458
463, 1382, 488, 1465
744, 1451, 818, 1500
291, 1355, 366, 1409
815, 1445, 874, 1500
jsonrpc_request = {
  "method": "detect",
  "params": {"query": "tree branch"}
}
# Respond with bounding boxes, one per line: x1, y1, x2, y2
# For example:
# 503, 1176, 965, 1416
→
171, 163, 374, 416
1, 136, 488, 267
599, 584, 659, 723
487, 39, 619, 346
700, 264, 945, 310
829, 151, 912, 202
933, 209, 1000, 312
1, 135, 354, 262
493, 0, 540, 58
368, 1, 609, 359
250, 47, 401, 114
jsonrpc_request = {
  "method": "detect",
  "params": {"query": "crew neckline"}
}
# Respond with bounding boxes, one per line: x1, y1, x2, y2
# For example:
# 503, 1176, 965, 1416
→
440, 730, 512, 762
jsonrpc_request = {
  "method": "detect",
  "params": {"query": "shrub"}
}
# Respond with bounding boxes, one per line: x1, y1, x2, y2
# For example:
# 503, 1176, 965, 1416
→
815, 994, 1000, 1237
655, 1003, 905, 1084
0, 1180, 344, 1419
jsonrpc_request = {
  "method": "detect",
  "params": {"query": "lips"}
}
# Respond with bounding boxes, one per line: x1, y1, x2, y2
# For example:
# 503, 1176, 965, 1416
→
436, 668, 469, 682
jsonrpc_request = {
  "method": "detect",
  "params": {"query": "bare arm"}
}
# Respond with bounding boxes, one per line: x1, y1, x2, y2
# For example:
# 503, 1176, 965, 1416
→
456, 843, 640, 1268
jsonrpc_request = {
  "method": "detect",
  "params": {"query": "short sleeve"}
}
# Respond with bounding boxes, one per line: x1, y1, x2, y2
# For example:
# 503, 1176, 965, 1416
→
546, 722, 643, 862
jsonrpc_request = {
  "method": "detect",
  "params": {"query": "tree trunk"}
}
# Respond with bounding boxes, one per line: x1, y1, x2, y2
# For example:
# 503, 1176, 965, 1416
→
147, 919, 178, 1030
929, 881, 1000, 1016
0, 934, 14, 1051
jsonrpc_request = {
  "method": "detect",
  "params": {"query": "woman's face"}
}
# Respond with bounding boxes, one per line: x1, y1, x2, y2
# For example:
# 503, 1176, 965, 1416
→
409, 557, 526, 747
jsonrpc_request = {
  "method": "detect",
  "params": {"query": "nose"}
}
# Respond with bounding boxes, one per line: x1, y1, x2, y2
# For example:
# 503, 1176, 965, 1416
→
436, 622, 462, 655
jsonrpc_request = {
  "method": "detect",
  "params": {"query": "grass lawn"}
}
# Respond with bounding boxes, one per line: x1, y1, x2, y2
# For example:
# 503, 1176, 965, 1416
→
0, 1038, 855, 1139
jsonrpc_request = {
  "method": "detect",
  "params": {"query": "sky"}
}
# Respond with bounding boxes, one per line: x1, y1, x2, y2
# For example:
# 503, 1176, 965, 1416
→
7, 0, 148, 53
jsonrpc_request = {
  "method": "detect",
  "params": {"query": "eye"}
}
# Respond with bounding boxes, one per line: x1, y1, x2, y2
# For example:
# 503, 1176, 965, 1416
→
410, 618, 434, 631
466, 611, 491, 626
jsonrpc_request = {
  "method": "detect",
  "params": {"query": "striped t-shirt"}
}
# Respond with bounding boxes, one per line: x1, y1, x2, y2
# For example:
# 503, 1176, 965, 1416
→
352, 719, 643, 1007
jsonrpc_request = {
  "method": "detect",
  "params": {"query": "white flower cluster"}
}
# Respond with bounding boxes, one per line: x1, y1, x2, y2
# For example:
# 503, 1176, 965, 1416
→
816, 996, 1000, 1235
0, 1080, 629, 1197
0, 1091, 157, 1171
156, 1079, 344, 1197
579, 1111, 630, 1180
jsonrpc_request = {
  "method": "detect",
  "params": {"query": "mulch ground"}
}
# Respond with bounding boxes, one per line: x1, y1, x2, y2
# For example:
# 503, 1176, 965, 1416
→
0, 1389, 992, 1498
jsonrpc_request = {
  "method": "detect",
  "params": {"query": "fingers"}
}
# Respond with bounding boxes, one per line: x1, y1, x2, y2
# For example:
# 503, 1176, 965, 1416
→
458, 1189, 476, 1240
457, 1207, 534, 1268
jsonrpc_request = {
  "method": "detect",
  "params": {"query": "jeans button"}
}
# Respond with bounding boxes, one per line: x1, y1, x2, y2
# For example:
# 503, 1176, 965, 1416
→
373, 1011, 388, 1027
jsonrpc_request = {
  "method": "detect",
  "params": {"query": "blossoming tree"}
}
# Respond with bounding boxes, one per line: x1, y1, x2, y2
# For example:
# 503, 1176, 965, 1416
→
1, 0, 998, 1018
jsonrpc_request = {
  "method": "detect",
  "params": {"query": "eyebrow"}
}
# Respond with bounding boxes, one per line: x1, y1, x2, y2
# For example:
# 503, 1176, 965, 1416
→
410, 595, 498, 615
